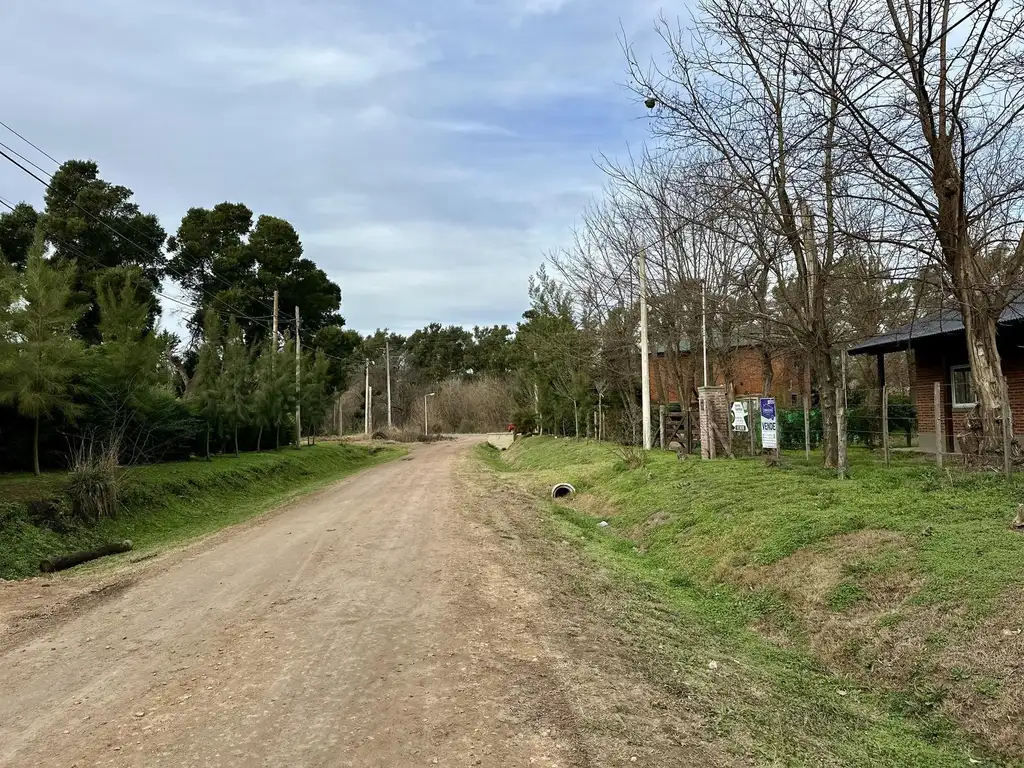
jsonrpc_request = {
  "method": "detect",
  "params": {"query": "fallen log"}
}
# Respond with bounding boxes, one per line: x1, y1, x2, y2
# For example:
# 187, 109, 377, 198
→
40, 540, 133, 574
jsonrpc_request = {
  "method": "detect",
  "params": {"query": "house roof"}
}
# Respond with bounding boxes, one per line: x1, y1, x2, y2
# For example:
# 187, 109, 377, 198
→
848, 299, 1024, 355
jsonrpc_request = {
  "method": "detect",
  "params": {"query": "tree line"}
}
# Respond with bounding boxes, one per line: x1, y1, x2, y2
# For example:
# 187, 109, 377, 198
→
0, 159, 530, 472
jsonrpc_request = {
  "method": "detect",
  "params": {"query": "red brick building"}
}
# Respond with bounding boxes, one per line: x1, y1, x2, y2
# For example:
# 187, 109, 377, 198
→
848, 302, 1024, 453
649, 341, 801, 407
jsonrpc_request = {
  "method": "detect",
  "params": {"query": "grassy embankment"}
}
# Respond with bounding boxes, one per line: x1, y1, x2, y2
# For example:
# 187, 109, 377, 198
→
0, 442, 401, 580
482, 437, 1024, 767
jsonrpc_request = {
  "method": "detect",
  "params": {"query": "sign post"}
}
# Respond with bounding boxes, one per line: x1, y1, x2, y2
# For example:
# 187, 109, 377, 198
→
760, 397, 778, 458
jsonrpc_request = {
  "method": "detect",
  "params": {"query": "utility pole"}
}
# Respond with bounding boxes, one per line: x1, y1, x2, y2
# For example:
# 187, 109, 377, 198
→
272, 290, 279, 343
364, 360, 372, 436
639, 248, 652, 450
424, 392, 436, 435
386, 340, 393, 429
701, 280, 709, 388
294, 306, 301, 448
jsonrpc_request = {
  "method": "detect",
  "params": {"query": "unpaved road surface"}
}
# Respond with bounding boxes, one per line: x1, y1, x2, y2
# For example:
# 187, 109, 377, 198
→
1, 438, 717, 768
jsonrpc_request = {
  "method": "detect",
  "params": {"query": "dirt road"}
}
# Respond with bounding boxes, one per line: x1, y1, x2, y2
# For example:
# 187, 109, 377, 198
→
0, 438, 714, 768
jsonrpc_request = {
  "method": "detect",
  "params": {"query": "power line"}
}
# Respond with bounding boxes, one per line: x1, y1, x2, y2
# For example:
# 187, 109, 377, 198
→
0, 120, 59, 165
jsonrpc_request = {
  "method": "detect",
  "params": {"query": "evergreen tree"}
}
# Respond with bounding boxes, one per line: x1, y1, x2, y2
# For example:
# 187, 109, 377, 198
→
300, 351, 331, 444
275, 338, 297, 449
0, 241, 85, 474
252, 337, 289, 451
219, 317, 251, 457
187, 310, 223, 460
85, 267, 173, 447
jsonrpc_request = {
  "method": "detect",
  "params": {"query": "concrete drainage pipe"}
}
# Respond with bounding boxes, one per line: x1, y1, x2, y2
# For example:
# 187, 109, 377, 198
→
551, 483, 576, 499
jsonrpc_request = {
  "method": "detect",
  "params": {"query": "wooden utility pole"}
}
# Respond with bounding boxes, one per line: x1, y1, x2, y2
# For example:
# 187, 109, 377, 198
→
295, 306, 301, 449
272, 290, 279, 342
386, 340, 393, 429
934, 382, 944, 469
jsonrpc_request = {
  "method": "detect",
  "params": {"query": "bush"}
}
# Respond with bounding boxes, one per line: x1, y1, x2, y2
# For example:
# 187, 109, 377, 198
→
778, 407, 822, 450
66, 440, 121, 521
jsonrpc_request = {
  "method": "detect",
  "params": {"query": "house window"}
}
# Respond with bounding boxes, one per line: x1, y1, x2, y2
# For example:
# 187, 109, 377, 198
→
951, 365, 976, 407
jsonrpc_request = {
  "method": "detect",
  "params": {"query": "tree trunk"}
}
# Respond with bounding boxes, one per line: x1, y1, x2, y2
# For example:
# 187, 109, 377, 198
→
275, 424, 281, 450
960, 295, 1005, 451
761, 347, 775, 397
234, 426, 239, 458
205, 424, 211, 461
33, 415, 40, 476
257, 426, 263, 452
813, 349, 839, 468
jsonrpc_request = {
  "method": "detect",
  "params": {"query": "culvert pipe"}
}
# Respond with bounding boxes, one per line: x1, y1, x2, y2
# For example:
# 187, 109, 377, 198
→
551, 483, 576, 499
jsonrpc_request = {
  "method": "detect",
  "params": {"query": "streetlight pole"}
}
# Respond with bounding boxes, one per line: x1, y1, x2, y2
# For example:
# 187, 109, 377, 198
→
386, 340, 393, 429
424, 392, 435, 436
364, 359, 372, 436
639, 248, 652, 450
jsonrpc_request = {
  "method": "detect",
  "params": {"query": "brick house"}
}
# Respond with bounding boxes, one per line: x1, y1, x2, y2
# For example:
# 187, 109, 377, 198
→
848, 301, 1024, 453
649, 341, 801, 407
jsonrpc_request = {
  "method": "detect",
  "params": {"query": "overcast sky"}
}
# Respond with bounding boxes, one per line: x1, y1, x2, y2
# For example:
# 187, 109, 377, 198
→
1, 0, 661, 336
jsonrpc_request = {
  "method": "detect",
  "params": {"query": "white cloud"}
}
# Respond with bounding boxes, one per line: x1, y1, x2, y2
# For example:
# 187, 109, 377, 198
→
187, 37, 430, 88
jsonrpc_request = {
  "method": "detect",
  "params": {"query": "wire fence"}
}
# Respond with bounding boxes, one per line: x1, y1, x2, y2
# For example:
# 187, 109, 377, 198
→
660, 379, 1022, 478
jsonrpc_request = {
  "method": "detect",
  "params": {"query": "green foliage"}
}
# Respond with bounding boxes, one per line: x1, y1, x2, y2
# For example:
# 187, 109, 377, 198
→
218, 317, 252, 456
300, 350, 331, 441
167, 204, 342, 344
187, 309, 223, 458
0, 201, 39, 267
38, 160, 166, 343
827, 581, 869, 611
252, 335, 296, 450
0, 242, 85, 473
778, 407, 823, 449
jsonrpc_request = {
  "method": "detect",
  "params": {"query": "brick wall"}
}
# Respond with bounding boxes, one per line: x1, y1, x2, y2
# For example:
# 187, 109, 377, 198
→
651, 346, 798, 406
910, 330, 1024, 452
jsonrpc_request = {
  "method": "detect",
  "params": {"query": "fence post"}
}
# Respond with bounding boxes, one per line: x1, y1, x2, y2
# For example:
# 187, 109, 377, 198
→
749, 398, 756, 455
1002, 396, 1013, 479
934, 381, 943, 469
803, 394, 811, 460
837, 386, 848, 479
659, 405, 666, 450
881, 385, 890, 467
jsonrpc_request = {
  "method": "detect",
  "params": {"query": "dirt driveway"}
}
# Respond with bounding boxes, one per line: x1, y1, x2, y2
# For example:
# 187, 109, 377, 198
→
0, 438, 716, 768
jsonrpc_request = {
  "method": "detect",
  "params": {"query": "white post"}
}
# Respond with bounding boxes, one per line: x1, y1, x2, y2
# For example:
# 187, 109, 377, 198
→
424, 392, 435, 435
702, 280, 709, 388
364, 360, 371, 437
272, 289, 279, 342
294, 306, 301, 449
368, 386, 373, 433
639, 248, 652, 450
386, 340, 393, 429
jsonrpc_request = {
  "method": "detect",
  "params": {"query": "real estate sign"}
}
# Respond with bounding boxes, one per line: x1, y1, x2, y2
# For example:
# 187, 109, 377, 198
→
759, 397, 778, 450
731, 401, 748, 432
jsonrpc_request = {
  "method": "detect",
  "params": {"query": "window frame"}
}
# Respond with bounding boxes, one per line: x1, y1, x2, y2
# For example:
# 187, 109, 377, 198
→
950, 364, 976, 408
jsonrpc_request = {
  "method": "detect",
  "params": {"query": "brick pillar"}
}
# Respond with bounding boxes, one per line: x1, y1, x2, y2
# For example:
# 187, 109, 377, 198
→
699, 386, 728, 459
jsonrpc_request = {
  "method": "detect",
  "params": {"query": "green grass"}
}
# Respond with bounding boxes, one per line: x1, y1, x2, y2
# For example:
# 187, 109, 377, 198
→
0, 443, 401, 580
481, 438, 1021, 766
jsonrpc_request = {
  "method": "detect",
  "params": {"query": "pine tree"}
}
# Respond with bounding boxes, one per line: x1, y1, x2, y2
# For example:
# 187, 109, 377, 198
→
86, 267, 171, 440
0, 241, 85, 474
187, 309, 223, 460
275, 337, 297, 449
252, 337, 287, 451
219, 317, 251, 457
300, 351, 331, 444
